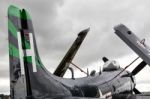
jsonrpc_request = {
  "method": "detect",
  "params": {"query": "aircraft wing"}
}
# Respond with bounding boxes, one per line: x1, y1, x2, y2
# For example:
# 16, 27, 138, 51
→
114, 24, 150, 66
54, 28, 90, 77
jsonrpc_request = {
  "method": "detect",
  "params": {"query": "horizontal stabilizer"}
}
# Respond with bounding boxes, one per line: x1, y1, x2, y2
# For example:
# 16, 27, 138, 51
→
133, 88, 141, 94
131, 61, 147, 76
122, 61, 147, 77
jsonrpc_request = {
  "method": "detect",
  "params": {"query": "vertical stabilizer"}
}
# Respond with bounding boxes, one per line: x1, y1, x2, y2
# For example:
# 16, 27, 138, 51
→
8, 5, 27, 99
8, 5, 71, 99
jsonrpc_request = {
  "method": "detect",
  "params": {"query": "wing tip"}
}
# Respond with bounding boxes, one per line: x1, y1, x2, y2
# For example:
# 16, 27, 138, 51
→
114, 24, 125, 31
78, 27, 90, 36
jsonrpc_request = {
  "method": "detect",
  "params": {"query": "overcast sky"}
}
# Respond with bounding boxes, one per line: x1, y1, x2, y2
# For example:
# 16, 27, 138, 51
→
0, 0, 150, 94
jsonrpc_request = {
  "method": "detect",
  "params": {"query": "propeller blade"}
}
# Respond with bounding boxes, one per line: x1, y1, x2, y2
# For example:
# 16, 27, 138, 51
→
133, 88, 141, 94
130, 75, 135, 83
132, 61, 147, 76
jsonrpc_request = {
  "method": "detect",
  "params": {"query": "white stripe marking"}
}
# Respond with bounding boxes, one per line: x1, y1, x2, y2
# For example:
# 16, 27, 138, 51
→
17, 32, 25, 74
26, 33, 37, 72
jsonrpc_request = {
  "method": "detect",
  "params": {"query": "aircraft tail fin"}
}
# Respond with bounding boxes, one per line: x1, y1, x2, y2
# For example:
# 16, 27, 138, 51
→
8, 5, 71, 99
8, 5, 27, 99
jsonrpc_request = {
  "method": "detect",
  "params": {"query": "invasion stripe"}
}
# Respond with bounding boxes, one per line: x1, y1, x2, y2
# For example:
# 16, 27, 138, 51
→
22, 37, 31, 49
8, 19, 18, 39
9, 31, 19, 49
8, 15, 21, 30
9, 28, 31, 50
21, 9, 31, 20
8, 5, 31, 20
9, 43, 20, 58
23, 55, 42, 69
24, 39, 31, 49
35, 55, 43, 68
8, 5, 21, 19
24, 56, 32, 63
21, 18, 34, 32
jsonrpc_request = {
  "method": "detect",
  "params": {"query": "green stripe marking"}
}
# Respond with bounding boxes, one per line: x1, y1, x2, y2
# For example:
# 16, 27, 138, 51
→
8, 5, 21, 19
24, 56, 43, 69
9, 43, 19, 58
21, 35, 31, 49
21, 9, 31, 20
8, 19, 18, 39
8, 5, 31, 20
24, 56, 32, 63
35, 55, 43, 68
24, 40, 31, 49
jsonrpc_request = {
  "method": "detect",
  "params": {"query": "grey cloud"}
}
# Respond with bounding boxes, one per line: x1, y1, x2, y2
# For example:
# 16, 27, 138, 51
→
52, 0, 150, 66
0, 85, 9, 94
1, 0, 150, 93
0, 70, 9, 78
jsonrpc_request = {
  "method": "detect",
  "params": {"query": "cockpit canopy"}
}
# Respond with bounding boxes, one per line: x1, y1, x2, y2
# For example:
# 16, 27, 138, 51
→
103, 60, 120, 71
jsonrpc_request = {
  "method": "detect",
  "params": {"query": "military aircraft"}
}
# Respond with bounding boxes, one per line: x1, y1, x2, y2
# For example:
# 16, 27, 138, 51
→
8, 5, 150, 99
